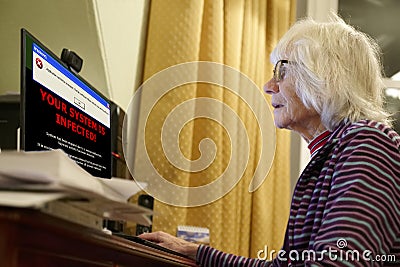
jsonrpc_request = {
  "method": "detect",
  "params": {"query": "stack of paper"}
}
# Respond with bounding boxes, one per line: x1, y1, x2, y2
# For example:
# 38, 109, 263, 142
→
0, 149, 151, 226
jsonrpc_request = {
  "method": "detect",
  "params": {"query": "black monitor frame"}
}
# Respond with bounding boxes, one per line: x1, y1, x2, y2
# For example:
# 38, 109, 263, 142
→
20, 29, 112, 178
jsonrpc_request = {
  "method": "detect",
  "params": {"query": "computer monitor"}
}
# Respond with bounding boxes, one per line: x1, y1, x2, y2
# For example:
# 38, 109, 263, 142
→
20, 29, 112, 178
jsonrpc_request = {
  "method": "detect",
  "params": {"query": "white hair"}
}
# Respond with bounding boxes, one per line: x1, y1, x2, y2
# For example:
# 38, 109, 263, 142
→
270, 15, 391, 130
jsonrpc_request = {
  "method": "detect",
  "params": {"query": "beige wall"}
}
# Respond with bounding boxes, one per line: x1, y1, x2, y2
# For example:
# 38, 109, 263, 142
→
94, 0, 149, 110
0, 0, 107, 97
0, 0, 149, 111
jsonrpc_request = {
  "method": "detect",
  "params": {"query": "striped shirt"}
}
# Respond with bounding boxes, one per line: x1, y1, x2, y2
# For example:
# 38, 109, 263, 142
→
308, 130, 331, 158
196, 120, 400, 267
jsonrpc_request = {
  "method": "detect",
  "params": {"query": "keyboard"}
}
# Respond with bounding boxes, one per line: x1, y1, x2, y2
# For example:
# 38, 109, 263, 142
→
112, 233, 189, 258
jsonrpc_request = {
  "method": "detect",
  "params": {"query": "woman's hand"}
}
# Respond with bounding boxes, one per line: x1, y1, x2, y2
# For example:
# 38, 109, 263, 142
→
139, 231, 200, 260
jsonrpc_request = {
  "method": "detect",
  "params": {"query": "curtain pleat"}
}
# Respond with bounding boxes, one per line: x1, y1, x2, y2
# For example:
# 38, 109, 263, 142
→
128, 0, 297, 257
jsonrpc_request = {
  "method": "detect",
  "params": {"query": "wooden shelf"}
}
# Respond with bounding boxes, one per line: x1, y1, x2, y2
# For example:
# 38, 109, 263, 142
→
0, 207, 196, 267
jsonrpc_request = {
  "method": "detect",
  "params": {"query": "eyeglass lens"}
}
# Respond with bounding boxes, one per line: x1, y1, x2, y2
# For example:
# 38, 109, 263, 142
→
273, 60, 287, 82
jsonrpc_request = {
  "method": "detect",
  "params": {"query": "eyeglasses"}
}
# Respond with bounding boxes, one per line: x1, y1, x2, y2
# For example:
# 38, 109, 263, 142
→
273, 59, 289, 82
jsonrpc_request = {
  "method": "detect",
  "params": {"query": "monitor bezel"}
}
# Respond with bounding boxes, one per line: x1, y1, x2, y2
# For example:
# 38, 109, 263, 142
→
20, 28, 112, 177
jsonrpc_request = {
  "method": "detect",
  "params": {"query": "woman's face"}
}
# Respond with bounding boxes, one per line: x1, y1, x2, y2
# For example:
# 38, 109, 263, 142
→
264, 61, 321, 134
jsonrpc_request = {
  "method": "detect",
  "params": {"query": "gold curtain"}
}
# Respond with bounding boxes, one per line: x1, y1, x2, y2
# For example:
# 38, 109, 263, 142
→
129, 0, 296, 258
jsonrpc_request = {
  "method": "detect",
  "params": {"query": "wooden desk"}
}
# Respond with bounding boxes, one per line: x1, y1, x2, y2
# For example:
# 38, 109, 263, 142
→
0, 207, 197, 267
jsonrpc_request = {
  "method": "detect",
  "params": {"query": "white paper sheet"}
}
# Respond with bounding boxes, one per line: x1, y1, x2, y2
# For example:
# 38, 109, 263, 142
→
0, 191, 67, 207
0, 150, 152, 225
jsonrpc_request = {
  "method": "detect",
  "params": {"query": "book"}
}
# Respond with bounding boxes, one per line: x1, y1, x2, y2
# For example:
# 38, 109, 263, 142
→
41, 199, 103, 230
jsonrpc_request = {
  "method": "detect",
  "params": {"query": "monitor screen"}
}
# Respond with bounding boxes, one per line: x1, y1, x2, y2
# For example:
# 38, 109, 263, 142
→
20, 29, 111, 178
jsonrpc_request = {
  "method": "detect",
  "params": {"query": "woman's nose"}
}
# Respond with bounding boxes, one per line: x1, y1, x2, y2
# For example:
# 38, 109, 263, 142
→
263, 78, 279, 95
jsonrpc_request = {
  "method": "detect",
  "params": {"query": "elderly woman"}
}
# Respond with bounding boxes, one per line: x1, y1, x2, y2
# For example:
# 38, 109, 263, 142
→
140, 16, 400, 266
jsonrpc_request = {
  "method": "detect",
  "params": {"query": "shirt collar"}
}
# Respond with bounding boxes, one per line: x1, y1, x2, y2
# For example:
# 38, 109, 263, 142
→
308, 130, 332, 158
